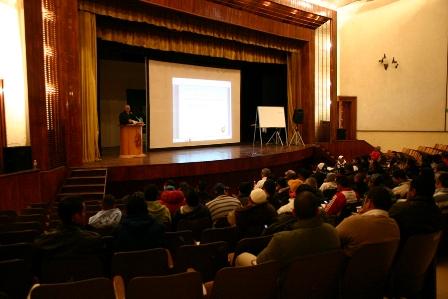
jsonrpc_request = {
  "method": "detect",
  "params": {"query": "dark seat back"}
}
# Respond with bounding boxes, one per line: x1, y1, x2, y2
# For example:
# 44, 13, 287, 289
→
126, 271, 203, 299
210, 261, 280, 299
40, 255, 106, 283
342, 240, 399, 299
0, 229, 40, 244
232, 235, 272, 265
0, 259, 33, 299
29, 277, 115, 299
281, 250, 345, 299
201, 226, 239, 250
388, 231, 442, 297
111, 248, 170, 284
176, 241, 228, 282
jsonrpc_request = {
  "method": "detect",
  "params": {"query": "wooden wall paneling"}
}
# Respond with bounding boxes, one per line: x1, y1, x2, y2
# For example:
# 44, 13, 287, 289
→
337, 96, 357, 140
56, 0, 82, 167
318, 140, 374, 161
0, 170, 41, 211
39, 166, 67, 204
139, 0, 314, 41
300, 40, 315, 143
24, 0, 49, 170
0, 166, 66, 211
329, 14, 338, 142
0, 79, 5, 171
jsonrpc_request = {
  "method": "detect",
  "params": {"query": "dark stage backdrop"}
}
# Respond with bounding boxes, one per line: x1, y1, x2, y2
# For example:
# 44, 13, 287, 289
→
97, 40, 287, 145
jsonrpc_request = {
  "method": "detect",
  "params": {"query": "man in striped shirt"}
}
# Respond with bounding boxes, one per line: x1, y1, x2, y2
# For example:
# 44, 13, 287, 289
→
206, 183, 241, 225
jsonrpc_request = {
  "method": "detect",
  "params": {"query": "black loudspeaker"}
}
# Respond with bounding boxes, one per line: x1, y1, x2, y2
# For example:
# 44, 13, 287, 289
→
3, 146, 32, 173
336, 128, 347, 140
293, 109, 304, 124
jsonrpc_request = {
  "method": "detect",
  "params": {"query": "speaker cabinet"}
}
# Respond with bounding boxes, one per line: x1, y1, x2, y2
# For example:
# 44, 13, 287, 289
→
336, 128, 347, 140
293, 109, 304, 124
3, 146, 32, 173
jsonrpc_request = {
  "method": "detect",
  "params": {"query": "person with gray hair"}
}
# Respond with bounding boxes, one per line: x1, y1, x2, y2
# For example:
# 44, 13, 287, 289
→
254, 168, 271, 189
319, 173, 337, 192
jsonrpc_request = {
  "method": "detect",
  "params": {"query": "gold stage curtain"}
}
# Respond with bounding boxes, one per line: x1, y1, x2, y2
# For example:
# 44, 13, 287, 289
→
287, 52, 301, 138
79, 11, 100, 162
96, 17, 286, 64
79, 0, 301, 54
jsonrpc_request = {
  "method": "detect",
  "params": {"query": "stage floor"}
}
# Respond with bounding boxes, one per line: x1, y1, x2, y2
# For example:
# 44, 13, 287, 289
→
83, 143, 314, 168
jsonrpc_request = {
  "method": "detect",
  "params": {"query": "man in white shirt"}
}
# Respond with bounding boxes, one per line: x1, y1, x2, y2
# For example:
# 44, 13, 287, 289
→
88, 195, 122, 229
254, 168, 271, 189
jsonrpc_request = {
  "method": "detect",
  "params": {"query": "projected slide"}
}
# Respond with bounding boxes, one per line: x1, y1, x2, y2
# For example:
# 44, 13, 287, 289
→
173, 78, 231, 143
148, 60, 240, 149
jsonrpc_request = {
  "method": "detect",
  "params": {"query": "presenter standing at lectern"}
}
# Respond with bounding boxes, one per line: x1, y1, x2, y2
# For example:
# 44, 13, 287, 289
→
119, 104, 139, 125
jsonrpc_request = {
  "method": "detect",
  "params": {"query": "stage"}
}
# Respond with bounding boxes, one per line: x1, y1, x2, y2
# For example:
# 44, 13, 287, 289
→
81, 144, 318, 195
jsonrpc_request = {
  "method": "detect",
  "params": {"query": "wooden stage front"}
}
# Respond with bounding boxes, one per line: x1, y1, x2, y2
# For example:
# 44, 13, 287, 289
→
82, 144, 319, 194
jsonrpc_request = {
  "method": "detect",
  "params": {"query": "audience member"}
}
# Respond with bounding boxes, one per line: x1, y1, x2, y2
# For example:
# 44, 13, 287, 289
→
336, 187, 400, 256
159, 179, 185, 215
389, 176, 443, 244
272, 177, 290, 208
391, 169, 410, 199
206, 183, 241, 226
324, 175, 359, 216
172, 188, 212, 239
114, 192, 165, 251
237, 181, 252, 207
34, 196, 103, 260
196, 179, 212, 205
236, 188, 340, 266
277, 178, 303, 214
263, 178, 279, 209
434, 172, 448, 214
319, 173, 337, 192
144, 184, 171, 227
88, 194, 122, 230
228, 188, 277, 238
254, 168, 271, 189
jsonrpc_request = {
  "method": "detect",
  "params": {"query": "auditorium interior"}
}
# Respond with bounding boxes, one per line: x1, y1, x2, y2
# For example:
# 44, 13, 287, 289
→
0, 0, 447, 298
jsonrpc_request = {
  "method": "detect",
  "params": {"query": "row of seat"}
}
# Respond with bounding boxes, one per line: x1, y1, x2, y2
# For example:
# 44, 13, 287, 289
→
24, 230, 442, 299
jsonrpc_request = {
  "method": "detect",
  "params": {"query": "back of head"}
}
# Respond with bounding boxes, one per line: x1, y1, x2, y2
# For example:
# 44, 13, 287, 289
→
144, 184, 159, 202
239, 181, 252, 197
336, 175, 350, 188
392, 169, 407, 180
326, 173, 337, 182
304, 177, 318, 190
436, 172, 448, 188
185, 188, 199, 207
58, 196, 84, 225
164, 179, 177, 191
365, 186, 392, 211
410, 175, 436, 199
127, 192, 148, 216
276, 177, 288, 188
213, 183, 226, 196
284, 170, 296, 180
294, 189, 320, 219
263, 179, 276, 196
102, 194, 115, 210
261, 168, 271, 178
249, 188, 267, 205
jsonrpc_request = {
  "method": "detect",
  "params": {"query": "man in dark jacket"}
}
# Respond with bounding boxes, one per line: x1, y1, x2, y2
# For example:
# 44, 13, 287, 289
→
114, 192, 165, 251
389, 175, 443, 244
35, 196, 103, 257
228, 188, 277, 238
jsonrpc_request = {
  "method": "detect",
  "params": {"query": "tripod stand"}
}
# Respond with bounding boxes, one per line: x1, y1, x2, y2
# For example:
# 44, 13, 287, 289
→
289, 124, 304, 146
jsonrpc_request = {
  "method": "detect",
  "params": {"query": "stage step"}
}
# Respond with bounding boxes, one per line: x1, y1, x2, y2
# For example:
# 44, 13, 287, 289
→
57, 192, 104, 201
60, 184, 105, 193
56, 168, 107, 202
64, 176, 106, 185
70, 168, 107, 177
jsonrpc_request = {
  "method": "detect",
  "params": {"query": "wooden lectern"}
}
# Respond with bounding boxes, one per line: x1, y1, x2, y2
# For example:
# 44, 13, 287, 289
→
119, 123, 146, 158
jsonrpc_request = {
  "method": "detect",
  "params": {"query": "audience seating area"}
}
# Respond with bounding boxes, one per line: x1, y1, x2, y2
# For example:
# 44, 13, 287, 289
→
0, 143, 447, 299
